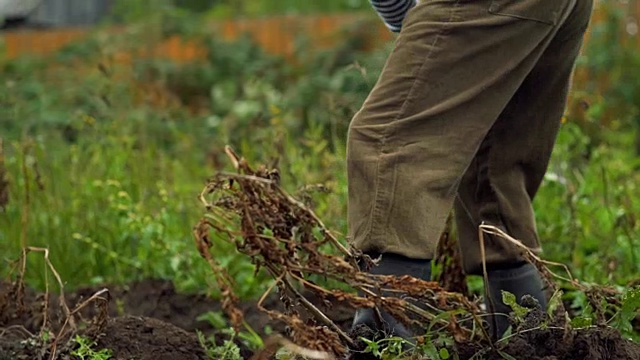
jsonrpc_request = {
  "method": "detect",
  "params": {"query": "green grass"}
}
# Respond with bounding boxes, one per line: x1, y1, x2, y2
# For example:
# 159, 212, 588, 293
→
535, 123, 640, 284
1, 111, 212, 293
0, 96, 352, 297
0, 48, 352, 298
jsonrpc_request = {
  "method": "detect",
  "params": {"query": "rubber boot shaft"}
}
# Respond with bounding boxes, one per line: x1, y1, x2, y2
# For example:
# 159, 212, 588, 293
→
485, 262, 547, 338
350, 253, 431, 340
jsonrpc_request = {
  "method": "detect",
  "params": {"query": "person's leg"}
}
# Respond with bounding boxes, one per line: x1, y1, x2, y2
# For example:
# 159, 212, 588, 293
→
454, 0, 594, 337
347, 0, 586, 337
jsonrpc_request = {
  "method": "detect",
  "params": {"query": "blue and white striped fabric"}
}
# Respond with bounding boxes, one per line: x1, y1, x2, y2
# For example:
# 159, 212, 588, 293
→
370, 0, 418, 32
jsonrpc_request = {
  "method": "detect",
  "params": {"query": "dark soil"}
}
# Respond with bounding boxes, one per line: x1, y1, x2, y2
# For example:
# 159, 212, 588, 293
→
0, 279, 353, 360
96, 316, 207, 360
1, 279, 639, 360
453, 325, 640, 360
455, 305, 640, 360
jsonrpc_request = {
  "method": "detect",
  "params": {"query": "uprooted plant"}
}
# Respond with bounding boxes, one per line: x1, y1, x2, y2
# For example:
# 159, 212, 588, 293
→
194, 146, 640, 359
194, 146, 490, 358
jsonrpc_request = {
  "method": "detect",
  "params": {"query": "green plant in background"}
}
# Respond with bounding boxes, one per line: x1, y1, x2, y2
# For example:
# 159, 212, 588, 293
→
534, 120, 640, 284
108, 0, 371, 21
109, 0, 174, 23
203, 0, 369, 18
527, 0, 640, 286
0, 14, 364, 295
576, 0, 640, 154
611, 287, 640, 341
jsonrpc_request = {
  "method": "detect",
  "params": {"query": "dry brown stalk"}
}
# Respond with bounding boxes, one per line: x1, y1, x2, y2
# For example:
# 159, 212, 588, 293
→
196, 147, 632, 357
7, 245, 112, 360
49, 288, 110, 360
19, 247, 73, 335
0, 325, 35, 339
194, 147, 486, 357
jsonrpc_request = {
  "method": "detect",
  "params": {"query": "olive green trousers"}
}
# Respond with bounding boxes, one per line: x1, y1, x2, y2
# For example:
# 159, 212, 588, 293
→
347, 0, 594, 275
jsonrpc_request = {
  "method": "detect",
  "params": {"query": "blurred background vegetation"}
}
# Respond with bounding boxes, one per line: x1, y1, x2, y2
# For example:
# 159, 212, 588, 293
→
0, 0, 639, 313
114, 0, 371, 19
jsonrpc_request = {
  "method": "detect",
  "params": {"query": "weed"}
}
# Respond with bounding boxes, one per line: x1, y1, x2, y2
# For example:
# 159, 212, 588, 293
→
197, 311, 264, 352
500, 291, 532, 327
611, 287, 640, 340
70, 335, 112, 360
197, 328, 243, 360
360, 336, 411, 359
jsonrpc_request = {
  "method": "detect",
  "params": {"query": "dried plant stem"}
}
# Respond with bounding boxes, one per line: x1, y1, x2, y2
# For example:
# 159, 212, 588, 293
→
195, 147, 493, 356
260, 263, 355, 347
49, 288, 109, 360
286, 276, 354, 347
479, 224, 581, 288
24, 247, 72, 321
0, 325, 35, 339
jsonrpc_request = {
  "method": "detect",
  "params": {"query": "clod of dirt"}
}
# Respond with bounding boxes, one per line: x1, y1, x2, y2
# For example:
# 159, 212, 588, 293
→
457, 325, 640, 360
568, 326, 640, 360
95, 316, 207, 360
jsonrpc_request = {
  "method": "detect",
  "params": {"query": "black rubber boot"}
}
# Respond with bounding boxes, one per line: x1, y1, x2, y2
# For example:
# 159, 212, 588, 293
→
485, 262, 547, 339
350, 253, 432, 343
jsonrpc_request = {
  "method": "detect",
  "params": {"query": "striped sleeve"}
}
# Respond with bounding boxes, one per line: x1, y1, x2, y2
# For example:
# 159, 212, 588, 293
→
369, 0, 417, 33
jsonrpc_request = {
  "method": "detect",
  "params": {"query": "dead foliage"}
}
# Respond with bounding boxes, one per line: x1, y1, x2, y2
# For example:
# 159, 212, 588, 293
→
194, 147, 640, 358
194, 146, 487, 358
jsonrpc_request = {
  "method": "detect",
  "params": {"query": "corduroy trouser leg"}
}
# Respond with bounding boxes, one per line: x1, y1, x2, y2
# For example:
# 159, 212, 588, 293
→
347, 0, 594, 274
